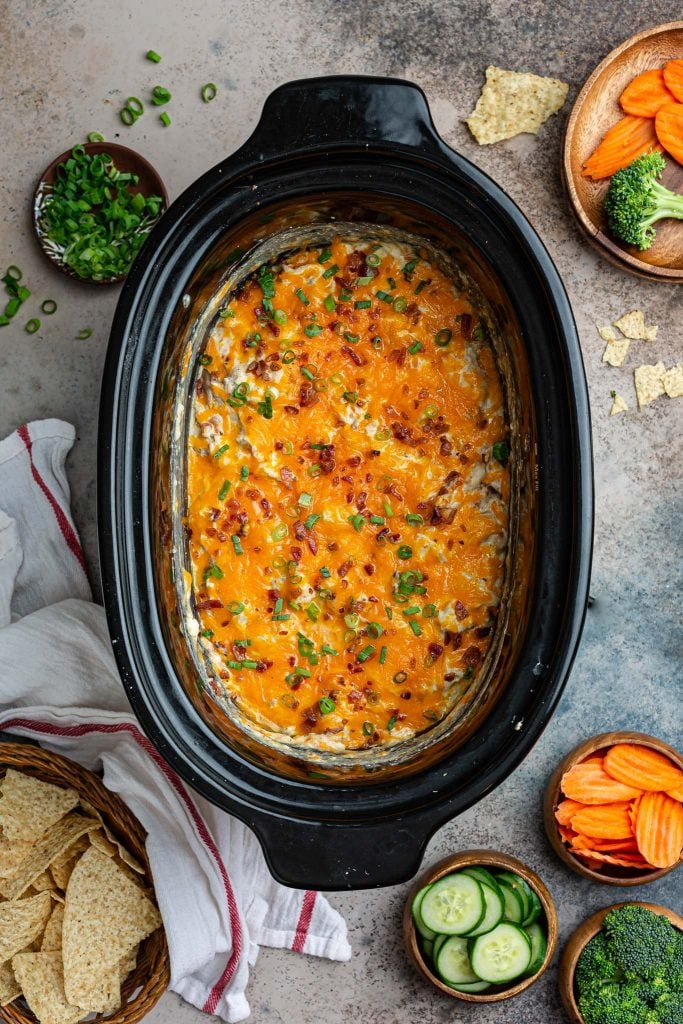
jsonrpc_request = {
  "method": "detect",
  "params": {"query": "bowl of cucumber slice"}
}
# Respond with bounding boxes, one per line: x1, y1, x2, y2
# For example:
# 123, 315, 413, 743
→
403, 849, 558, 1002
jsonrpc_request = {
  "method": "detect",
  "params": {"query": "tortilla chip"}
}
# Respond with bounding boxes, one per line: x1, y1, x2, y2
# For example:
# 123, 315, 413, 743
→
119, 943, 138, 983
50, 855, 77, 894
603, 338, 630, 367
634, 362, 666, 409
62, 847, 161, 1011
663, 364, 683, 398
79, 801, 144, 874
466, 66, 568, 144
597, 325, 617, 342
0, 960, 20, 1006
613, 309, 655, 340
0, 814, 99, 901
0, 891, 52, 962
0, 771, 79, 843
644, 325, 658, 341
0, 835, 35, 880
610, 392, 628, 416
11, 951, 83, 1024
31, 869, 54, 892
41, 903, 64, 952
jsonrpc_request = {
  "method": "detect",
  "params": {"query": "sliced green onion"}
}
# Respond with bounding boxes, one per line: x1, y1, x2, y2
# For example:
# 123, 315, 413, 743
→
201, 82, 218, 103
319, 697, 335, 715
25, 318, 40, 334
206, 563, 223, 580
376, 290, 392, 303
435, 328, 452, 347
383, 500, 393, 517
295, 288, 309, 305
393, 670, 408, 684
387, 715, 397, 731
240, 465, 249, 480
298, 492, 313, 507
344, 613, 360, 629
88, 132, 105, 143
301, 367, 315, 381
409, 620, 422, 636
343, 332, 359, 343
304, 324, 322, 337
282, 349, 296, 363
357, 645, 375, 663
379, 646, 388, 665
423, 403, 439, 418
423, 604, 437, 618
403, 257, 420, 277
393, 296, 407, 312
397, 545, 412, 560
367, 622, 383, 638
343, 391, 358, 403
338, 288, 353, 302
257, 394, 273, 419
76, 328, 93, 340
408, 341, 423, 354
119, 107, 136, 126
305, 513, 321, 529
218, 480, 231, 500
273, 308, 287, 325
230, 534, 243, 555
367, 253, 381, 267
403, 606, 421, 616
213, 443, 230, 458
318, 248, 332, 264
6, 266, 22, 281
227, 601, 245, 614
126, 96, 144, 115
307, 602, 321, 622
201, 628, 214, 638
40, 300, 57, 315
362, 721, 374, 736
329, 372, 343, 384
323, 295, 335, 312
273, 598, 284, 615
357, 275, 373, 285
282, 440, 294, 455
198, 353, 212, 365
385, 605, 393, 620
151, 86, 172, 106
492, 441, 510, 466
160, 112, 171, 127
414, 280, 429, 294
321, 644, 338, 656
146, 49, 162, 62
322, 264, 339, 279
354, 300, 371, 310
308, 463, 321, 477
320, 566, 331, 578
405, 513, 423, 525
348, 514, 364, 532
369, 515, 385, 525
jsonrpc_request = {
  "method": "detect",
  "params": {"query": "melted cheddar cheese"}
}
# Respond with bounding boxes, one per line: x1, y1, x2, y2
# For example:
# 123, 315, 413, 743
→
186, 237, 509, 751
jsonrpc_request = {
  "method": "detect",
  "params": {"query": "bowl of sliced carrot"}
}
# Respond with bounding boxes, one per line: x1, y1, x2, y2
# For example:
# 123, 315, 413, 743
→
563, 21, 683, 281
544, 731, 683, 885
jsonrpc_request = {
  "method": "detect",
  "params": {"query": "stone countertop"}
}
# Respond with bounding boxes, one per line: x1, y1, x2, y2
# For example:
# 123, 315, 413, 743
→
1, 2, 681, 1022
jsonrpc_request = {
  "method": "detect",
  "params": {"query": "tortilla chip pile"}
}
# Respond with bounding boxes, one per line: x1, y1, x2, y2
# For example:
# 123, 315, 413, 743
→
556, 742, 683, 873
466, 66, 568, 144
597, 309, 682, 414
0, 769, 161, 1024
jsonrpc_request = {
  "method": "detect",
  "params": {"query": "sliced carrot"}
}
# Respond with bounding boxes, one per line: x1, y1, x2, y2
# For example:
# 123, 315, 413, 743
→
635, 791, 683, 869
620, 69, 675, 117
629, 794, 642, 832
582, 115, 662, 179
666, 783, 683, 802
570, 834, 638, 853
558, 824, 579, 845
571, 802, 634, 839
663, 59, 683, 103
555, 799, 585, 826
604, 743, 683, 792
572, 850, 608, 870
573, 847, 653, 869
655, 102, 683, 165
561, 759, 643, 804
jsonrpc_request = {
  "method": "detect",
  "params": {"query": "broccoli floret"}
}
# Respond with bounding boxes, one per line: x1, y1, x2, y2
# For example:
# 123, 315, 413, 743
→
654, 932, 683, 993
579, 982, 652, 1024
653, 991, 683, 1024
604, 906, 678, 982
577, 932, 624, 992
604, 151, 683, 251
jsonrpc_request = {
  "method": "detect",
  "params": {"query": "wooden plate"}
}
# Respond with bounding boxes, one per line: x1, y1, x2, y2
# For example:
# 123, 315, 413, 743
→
559, 901, 683, 1023
544, 730, 683, 886
33, 142, 168, 285
563, 22, 683, 282
403, 849, 558, 1003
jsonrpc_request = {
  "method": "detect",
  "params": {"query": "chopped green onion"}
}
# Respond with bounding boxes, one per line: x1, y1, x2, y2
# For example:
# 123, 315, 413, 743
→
408, 341, 423, 354
362, 721, 374, 736
146, 50, 162, 62
298, 492, 313, 507
329, 372, 343, 384
231, 534, 243, 555
308, 463, 322, 477
282, 441, 294, 455
201, 628, 214, 638
344, 613, 360, 629
119, 107, 137, 126
304, 324, 322, 337
388, 277, 397, 290
282, 349, 296, 364
371, 336, 382, 350
87, 132, 105, 143
379, 645, 388, 665
423, 604, 437, 618
228, 382, 249, 407
343, 391, 358, 403
383, 500, 393, 517
151, 86, 172, 106
369, 515, 385, 525
367, 622, 383, 638
201, 82, 218, 103
318, 248, 332, 264
40, 300, 57, 315
76, 328, 93, 340
296, 288, 309, 305
273, 598, 283, 614
397, 545, 412, 560
321, 644, 338, 657
348, 514, 364, 532
218, 307, 235, 319
257, 394, 273, 419
273, 613, 290, 621
323, 294, 336, 312
435, 328, 452, 346
393, 670, 408, 684
25, 318, 40, 334
322, 264, 339, 279
343, 332, 359, 343
160, 112, 171, 127
218, 480, 231, 500
387, 715, 397, 731
414, 280, 429, 294
320, 566, 331, 578
126, 96, 144, 115
357, 645, 375, 663
338, 288, 352, 302
409, 620, 422, 636
213, 443, 230, 458
393, 297, 407, 312
5, 266, 22, 281
385, 605, 393, 620
240, 466, 249, 480
273, 308, 287, 325
354, 300, 371, 310
492, 441, 510, 466
307, 602, 321, 622
227, 601, 245, 614
376, 290, 392, 303
367, 253, 381, 267
301, 367, 315, 381
403, 257, 420, 277
206, 563, 223, 580
198, 353, 212, 365
403, 606, 421, 616
405, 513, 423, 525
357, 275, 373, 285
319, 697, 336, 715
305, 513, 321, 529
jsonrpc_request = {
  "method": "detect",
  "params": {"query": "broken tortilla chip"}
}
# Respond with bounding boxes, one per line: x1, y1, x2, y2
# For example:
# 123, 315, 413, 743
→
597, 325, 617, 342
0, 959, 21, 1006
610, 392, 628, 415
603, 338, 630, 367
0, 771, 79, 844
466, 66, 568, 144
0, 814, 99, 901
62, 847, 161, 1011
613, 309, 655, 340
50, 855, 79, 894
11, 951, 83, 1024
0, 836, 35, 880
634, 362, 666, 409
41, 903, 64, 953
663, 364, 683, 398
0, 891, 52, 963
79, 801, 145, 875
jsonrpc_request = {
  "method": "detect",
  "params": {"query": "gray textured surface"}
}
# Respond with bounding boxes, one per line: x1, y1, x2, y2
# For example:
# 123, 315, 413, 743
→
1, 2, 682, 1022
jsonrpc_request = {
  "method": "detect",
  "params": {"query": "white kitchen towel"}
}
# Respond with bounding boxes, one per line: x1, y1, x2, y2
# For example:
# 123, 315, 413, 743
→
0, 419, 351, 1023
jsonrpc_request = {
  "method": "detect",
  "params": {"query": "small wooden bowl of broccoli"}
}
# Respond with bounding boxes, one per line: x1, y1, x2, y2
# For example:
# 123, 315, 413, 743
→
559, 902, 683, 1024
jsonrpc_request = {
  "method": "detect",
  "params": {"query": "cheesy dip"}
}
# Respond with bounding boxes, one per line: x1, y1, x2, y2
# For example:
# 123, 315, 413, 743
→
185, 236, 510, 751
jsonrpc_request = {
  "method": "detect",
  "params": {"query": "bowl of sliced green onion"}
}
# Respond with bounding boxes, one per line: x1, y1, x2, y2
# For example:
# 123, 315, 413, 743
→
33, 141, 168, 284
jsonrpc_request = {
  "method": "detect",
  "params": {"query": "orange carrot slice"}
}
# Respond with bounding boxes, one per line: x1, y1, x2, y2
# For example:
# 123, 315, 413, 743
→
635, 791, 683, 869
571, 802, 634, 839
582, 115, 662, 179
555, 799, 585, 826
561, 759, 643, 804
572, 850, 607, 870
666, 783, 683, 802
620, 69, 675, 116
573, 847, 652, 869
655, 102, 683, 165
604, 743, 683, 792
663, 59, 683, 103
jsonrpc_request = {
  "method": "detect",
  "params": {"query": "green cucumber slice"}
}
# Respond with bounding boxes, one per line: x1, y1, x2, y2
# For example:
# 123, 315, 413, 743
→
496, 879, 524, 924
436, 935, 479, 985
463, 881, 504, 937
495, 871, 532, 920
522, 888, 542, 928
448, 979, 492, 993
422, 939, 434, 961
419, 874, 485, 936
411, 884, 437, 941
461, 866, 502, 895
469, 922, 532, 984
524, 922, 547, 975
432, 934, 449, 960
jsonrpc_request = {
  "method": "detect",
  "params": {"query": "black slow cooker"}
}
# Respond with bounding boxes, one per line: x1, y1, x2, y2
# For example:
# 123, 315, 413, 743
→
99, 76, 593, 890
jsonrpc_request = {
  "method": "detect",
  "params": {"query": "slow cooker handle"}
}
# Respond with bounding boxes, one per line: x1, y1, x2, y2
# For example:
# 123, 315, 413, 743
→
240, 75, 444, 159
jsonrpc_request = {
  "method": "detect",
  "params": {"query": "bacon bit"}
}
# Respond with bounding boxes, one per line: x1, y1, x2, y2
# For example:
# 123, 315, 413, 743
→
440, 437, 453, 457
356, 491, 367, 510
338, 559, 353, 578
206, 527, 216, 537
279, 467, 295, 488
452, 633, 463, 650
319, 447, 336, 474
391, 421, 416, 446
207, 507, 221, 521
341, 345, 365, 366
431, 505, 456, 526
346, 455, 362, 467
387, 347, 407, 366
455, 600, 468, 620
260, 498, 272, 517
476, 419, 488, 430
306, 534, 318, 555
290, 546, 302, 563
196, 599, 222, 610
266, 351, 280, 362
246, 488, 260, 501
346, 250, 368, 278
299, 382, 317, 407
464, 645, 482, 667
284, 405, 300, 415
460, 313, 473, 338
293, 521, 306, 541
364, 563, 375, 576
428, 642, 444, 660
376, 527, 390, 544
246, 359, 269, 377
195, 377, 205, 396
400, 691, 412, 700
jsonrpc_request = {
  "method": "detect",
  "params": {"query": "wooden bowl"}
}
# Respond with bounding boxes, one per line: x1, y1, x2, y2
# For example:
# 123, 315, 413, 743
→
403, 849, 558, 1003
33, 142, 168, 284
563, 22, 683, 282
544, 730, 683, 886
0, 741, 169, 1024
559, 901, 683, 1023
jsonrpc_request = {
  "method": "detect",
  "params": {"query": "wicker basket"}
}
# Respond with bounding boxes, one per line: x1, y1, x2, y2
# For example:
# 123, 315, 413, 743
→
0, 741, 170, 1024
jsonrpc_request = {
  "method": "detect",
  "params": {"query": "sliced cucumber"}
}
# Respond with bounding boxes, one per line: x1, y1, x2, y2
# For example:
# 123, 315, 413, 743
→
436, 935, 480, 986
522, 888, 542, 928
461, 866, 502, 895
496, 879, 524, 924
469, 922, 532, 984
524, 922, 547, 976
448, 979, 492, 993
463, 881, 504, 937
422, 938, 434, 960
495, 871, 532, 920
412, 885, 437, 941
419, 874, 485, 936
432, 934, 449, 960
